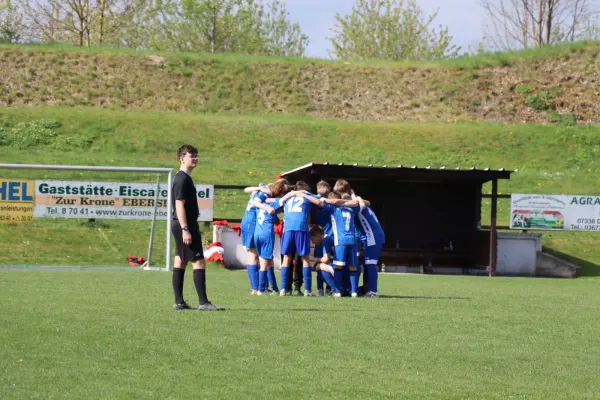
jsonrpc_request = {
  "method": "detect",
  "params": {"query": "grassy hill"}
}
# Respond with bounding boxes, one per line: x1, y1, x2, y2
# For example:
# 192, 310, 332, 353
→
1, 42, 600, 124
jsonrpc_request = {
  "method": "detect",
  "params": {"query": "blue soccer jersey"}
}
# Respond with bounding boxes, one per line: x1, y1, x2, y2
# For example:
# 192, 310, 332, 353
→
241, 191, 268, 233
356, 206, 385, 247
283, 193, 318, 232
314, 196, 333, 236
254, 198, 282, 238
323, 203, 360, 246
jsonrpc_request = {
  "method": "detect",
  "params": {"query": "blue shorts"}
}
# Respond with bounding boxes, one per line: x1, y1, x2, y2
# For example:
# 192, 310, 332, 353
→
242, 230, 256, 250
281, 231, 311, 257
254, 234, 274, 260
364, 243, 383, 265
333, 244, 358, 268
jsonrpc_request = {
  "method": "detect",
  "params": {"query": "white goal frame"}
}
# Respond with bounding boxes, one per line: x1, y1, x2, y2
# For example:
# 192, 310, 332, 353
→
0, 163, 174, 271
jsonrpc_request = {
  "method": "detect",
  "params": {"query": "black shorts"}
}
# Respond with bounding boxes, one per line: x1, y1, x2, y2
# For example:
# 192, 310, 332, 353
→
171, 221, 204, 264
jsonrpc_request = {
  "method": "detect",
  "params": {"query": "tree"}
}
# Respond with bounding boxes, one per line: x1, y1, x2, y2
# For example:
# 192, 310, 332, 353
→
153, 0, 307, 55
329, 0, 459, 61
260, 0, 308, 57
19, 0, 155, 47
479, 0, 600, 50
0, 0, 25, 43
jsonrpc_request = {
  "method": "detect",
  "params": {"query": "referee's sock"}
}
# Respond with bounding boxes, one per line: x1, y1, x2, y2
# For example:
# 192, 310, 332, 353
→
194, 269, 209, 305
173, 267, 186, 304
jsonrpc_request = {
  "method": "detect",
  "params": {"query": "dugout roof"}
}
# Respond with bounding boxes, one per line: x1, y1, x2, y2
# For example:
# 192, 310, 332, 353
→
281, 162, 514, 184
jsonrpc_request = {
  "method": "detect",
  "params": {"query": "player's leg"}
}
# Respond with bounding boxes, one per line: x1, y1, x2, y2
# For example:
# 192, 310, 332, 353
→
257, 235, 274, 295
333, 245, 346, 297
267, 259, 279, 293
315, 262, 336, 293
296, 231, 314, 296
316, 269, 324, 296
243, 231, 259, 295
292, 253, 304, 295
348, 246, 360, 297
188, 226, 224, 311
360, 244, 370, 295
279, 231, 296, 296
171, 223, 192, 310
364, 244, 382, 297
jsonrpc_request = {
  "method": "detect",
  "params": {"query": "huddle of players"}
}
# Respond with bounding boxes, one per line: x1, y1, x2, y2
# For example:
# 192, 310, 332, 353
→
240, 178, 385, 298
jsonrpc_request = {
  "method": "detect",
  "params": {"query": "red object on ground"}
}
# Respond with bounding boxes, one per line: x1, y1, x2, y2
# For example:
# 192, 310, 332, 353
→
231, 223, 242, 236
127, 256, 146, 267
213, 220, 228, 226
204, 242, 225, 268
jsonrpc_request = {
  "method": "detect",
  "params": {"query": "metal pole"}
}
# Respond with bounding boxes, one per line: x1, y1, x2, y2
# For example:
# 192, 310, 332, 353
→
146, 174, 161, 270
489, 179, 498, 276
166, 170, 173, 272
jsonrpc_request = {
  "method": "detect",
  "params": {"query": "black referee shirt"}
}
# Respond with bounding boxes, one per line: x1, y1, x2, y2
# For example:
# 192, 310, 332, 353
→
172, 170, 199, 224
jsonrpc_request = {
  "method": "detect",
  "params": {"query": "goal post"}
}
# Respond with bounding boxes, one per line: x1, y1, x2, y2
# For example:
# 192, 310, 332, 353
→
0, 163, 174, 272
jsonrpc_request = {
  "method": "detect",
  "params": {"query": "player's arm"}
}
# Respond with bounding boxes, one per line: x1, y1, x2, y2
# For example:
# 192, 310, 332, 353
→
244, 186, 271, 195
253, 197, 275, 215
279, 190, 299, 204
296, 191, 324, 208
325, 198, 359, 207
357, 196, 371, 207
320, 253, 331, 264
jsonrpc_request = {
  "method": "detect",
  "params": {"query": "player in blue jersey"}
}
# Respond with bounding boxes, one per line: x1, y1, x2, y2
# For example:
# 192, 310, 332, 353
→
355, 204, 385, 297
253, 187, 300, 295
309, 224, 338, 294
314, 181, 333, 295
241, 185, 269, 295
279, 181, 325, 296
241, 179, 286, 295
334, 179, 383, 297
321, 191, 364, 297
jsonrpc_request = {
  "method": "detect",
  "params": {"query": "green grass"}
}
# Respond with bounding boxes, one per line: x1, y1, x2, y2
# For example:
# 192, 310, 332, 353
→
0, 107, 599, 272
1, 268, 600, 399
2, 40, 597, 69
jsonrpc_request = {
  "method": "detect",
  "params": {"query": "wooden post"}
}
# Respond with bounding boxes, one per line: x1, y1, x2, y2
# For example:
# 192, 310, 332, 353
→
489, 179, 498, 276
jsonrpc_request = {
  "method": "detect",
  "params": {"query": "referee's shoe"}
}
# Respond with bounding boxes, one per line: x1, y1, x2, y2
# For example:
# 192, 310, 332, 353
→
198, 302, 225, 311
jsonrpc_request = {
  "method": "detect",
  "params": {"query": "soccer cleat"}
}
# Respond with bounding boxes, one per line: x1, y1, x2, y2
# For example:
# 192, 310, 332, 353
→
351, 292, 358, 298
250, 290, 258, 296
292, 289, 304, 296
325, 289, 334, 296
317, 289, 325, 297
365, 291, 379, 298
304, 291, 316, 297
333, 292, 342, 298
279, 289, 288, 296
257, 291, 271, 296
173, 301, 194, 310
198, 302, 225, 311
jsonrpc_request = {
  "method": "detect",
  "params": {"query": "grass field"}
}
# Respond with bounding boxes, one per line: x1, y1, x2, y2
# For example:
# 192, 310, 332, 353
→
1, 267, 600, 400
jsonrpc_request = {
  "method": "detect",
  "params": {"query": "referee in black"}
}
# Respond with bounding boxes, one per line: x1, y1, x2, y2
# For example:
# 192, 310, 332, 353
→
171, 144, 223, 311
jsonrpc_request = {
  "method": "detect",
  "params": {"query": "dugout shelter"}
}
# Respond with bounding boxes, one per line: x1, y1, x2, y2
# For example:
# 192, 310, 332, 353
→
281, 162, 514, 275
